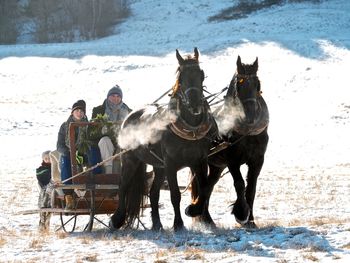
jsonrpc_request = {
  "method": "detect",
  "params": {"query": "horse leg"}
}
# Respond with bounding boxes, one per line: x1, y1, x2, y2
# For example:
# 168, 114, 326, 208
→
165, 162, 184, 231
185, 160, 209, 217
228, 163, 251, 225
191, 164, 224, 226
244, 157, 264, 228
149, 167, 165, 231
203, 165, 224, 225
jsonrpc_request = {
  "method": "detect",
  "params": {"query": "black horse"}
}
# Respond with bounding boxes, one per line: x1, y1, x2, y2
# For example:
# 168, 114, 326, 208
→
110, 48, 217, 231
192, 55, 269, 228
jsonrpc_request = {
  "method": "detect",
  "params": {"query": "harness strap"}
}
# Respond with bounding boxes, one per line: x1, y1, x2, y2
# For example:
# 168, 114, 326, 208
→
208, 134, 248, 157
236, 73, 257, 78
149, 150, 165, 165
231, 97, 269, 136
169, 119, 212, 141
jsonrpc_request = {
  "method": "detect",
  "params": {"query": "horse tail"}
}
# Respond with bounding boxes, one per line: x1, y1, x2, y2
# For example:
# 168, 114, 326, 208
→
124, 160, 148, 228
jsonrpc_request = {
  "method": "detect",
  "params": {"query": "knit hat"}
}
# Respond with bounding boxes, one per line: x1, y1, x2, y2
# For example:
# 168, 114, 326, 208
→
107, 84, 123, 99
71, 99, 86, 113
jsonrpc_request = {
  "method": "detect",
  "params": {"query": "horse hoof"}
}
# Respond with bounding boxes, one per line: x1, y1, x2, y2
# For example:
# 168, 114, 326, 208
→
244, 221, 257, 229
192, 215, 216, 229
200, 222, 217, 231
185, 205, 201, 217
185, 206, 191, 216
152, 223, 163, 232
108, 219, 117, 231
174, 224, 186, 232
109, 213, 125, 230
233, 204, 250, 225
235, 216, 249, 226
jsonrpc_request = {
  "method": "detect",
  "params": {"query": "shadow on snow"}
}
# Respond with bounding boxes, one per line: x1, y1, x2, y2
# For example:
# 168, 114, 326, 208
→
79, 225, 344, 258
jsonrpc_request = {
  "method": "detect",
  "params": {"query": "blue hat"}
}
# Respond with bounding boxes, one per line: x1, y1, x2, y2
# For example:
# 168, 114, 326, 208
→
107, 85, 123, 99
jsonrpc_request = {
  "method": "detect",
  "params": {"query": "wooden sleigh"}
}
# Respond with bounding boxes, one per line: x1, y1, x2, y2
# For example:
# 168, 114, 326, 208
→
42, 121, 122, 232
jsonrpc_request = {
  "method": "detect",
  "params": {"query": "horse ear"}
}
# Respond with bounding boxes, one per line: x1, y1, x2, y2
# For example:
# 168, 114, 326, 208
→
176, 49, 184, 65
253, 57, 258, 72
237, 55, 241, 64
194, 47, 199, 61
236, 55, 243, 73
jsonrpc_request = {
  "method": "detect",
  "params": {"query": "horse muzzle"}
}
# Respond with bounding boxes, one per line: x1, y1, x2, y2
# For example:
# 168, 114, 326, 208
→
242, 98, 258, 124
188, 106, 203, 115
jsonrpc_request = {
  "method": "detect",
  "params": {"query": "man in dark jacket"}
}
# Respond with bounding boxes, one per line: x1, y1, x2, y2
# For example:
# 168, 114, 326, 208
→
91, 85, 131, 173
92, 84, 131, 120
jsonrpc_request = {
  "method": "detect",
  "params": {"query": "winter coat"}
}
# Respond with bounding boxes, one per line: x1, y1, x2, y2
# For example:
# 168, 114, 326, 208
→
90, 100, 131, 147
91, 99, 131, 121
36, 162, 51, 188
57, 114, 88, 156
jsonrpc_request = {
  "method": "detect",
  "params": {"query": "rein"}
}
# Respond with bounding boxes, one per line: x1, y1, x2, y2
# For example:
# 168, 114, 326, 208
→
206, 86, 228, 104
61, 149, 129, 184
152, 87, 173, 104
208, 133, 249, 157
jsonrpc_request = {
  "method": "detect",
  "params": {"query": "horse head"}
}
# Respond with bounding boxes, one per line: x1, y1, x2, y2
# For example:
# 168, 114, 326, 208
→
169, 48, 212, 140
227, 55, 261, 124
217, 55, 268, 136
174, 47, 205, 116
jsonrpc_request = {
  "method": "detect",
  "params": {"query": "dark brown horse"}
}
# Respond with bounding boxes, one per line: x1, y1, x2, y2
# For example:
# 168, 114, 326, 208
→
192, 55, 269, 228
110, 48, 217, 231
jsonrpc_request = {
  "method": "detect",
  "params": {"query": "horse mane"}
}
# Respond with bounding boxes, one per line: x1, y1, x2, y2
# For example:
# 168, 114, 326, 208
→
171, 79, 180, 97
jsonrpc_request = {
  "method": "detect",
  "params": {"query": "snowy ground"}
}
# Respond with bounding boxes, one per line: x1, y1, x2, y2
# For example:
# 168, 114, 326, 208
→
0, 0, 349, 262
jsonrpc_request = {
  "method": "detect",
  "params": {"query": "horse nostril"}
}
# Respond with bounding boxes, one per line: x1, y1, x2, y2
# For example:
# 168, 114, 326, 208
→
190, 106, 202, 115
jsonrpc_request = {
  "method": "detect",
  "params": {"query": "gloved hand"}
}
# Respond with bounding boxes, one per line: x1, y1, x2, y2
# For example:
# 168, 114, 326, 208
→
76, 151, 84, 165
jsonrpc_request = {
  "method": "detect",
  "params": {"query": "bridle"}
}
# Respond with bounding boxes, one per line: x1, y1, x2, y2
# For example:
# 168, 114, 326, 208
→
173, 63, 205, 110
223, 71, 268, 136
169, 62, 212, 140
227, 72, 261, 103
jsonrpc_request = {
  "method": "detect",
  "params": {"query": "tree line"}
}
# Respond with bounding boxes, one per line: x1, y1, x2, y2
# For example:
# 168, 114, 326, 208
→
0, 0, 129, 44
